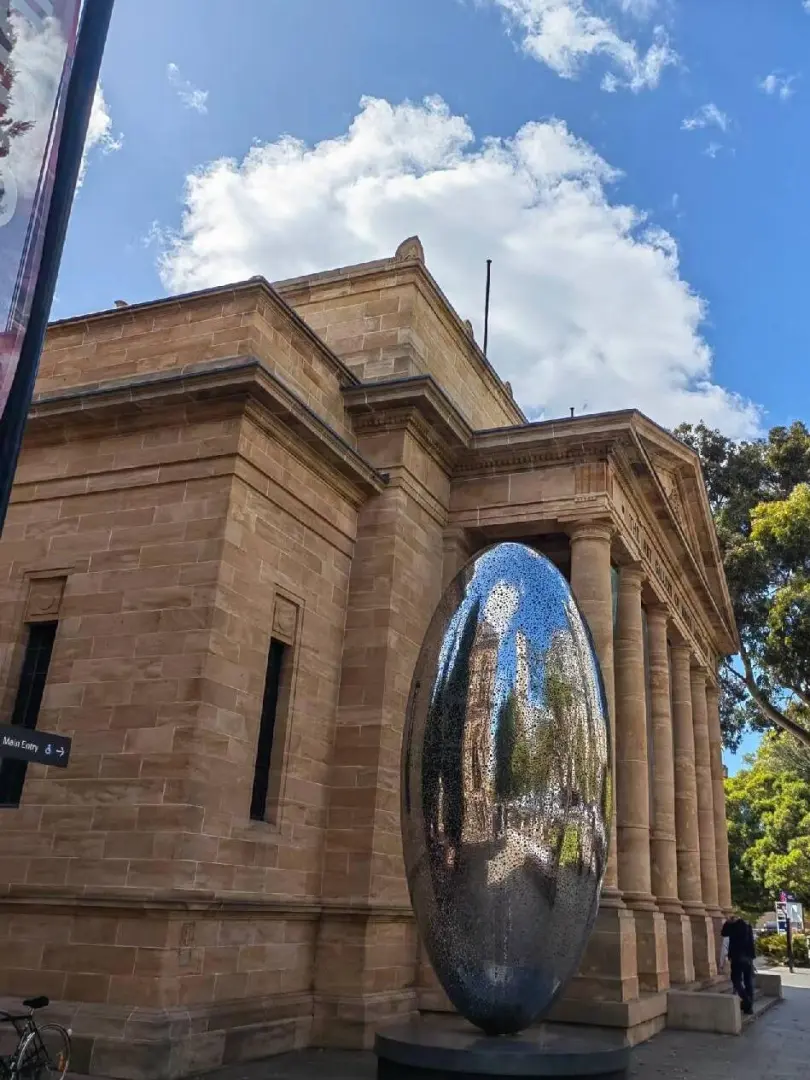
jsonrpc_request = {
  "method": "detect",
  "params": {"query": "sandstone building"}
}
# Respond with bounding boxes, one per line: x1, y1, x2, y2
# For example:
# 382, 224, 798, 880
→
0, 238, 736, 1078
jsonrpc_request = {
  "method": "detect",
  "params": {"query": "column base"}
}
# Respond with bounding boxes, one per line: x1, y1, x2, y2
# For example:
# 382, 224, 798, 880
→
663, 911, 695, 985
561, 905, 639, 1004
687, 910, 717, 981
600, 883, 626, 909
709, 911, 725, 970
632, 908, 669, 993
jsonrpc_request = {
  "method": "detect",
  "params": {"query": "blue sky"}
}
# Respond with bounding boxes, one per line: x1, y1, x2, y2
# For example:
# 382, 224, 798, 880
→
59, 0, 810, 769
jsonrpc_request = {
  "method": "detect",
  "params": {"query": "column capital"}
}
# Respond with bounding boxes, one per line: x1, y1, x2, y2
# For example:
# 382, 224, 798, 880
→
690, 664, 709, 686
670, 643, 693, 663
568, 519, 614, 544
617, 561, 645, 589
645, 603, 669, 629
705, 681, 720, 705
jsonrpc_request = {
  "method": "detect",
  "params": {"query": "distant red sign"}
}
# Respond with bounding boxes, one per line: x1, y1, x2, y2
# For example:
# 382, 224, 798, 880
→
0, 0, 80, 421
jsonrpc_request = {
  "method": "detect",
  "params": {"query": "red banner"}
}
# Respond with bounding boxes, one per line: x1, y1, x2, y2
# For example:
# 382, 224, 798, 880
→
0, 0, 80, 420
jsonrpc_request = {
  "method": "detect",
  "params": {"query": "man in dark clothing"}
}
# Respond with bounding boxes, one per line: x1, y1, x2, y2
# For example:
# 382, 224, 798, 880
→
721, 914, 756, 1014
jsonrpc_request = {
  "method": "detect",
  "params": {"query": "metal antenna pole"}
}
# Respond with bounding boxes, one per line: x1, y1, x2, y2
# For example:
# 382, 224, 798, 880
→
483, 259, 492, 358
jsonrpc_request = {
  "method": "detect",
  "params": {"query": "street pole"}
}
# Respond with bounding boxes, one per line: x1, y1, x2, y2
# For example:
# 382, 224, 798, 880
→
0, 0, 116, 535
786, 917, 794, 973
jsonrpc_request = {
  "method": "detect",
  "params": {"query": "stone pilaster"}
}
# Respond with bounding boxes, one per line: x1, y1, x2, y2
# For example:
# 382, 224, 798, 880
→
692, 667, 720, 918
614, 566, 667, 993
706, 681, 733, 914
568, 523, 638, 1005
647, 607, 693, 985
671, 644, 715, 980
441, 526, 471, 589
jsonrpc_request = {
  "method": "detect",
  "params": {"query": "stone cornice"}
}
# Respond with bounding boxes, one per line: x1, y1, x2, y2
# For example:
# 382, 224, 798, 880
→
609, 451, 733, 664
0, 886, 414, 922
46, 278, 361, 388
621, 432, 738, 653
465, 412, 635, 475
628, 415, 737, 644
25, 356, 385, 501
343, 374, 473, 465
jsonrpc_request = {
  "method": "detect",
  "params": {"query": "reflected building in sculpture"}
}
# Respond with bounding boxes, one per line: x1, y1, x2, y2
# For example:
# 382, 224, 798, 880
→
460, 620, 498, 846
0, 237, 737, 1078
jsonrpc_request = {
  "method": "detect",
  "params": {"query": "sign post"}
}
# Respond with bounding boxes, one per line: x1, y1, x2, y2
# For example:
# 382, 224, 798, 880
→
0, 723, 71, 767
0, 0, 115, 535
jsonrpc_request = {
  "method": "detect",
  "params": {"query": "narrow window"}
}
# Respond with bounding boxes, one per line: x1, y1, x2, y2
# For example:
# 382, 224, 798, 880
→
0, 621, 58, 808
250, 638, 289, 822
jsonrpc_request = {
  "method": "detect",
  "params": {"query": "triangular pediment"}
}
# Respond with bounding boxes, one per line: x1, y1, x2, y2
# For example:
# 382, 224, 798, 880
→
649, 459, 703, 565
630, 414, 738, 653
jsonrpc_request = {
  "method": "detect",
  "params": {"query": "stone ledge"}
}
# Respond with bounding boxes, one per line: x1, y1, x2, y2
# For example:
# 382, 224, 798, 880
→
313, 990, 417, 1051
550, 989, 668, 1035
0, 886, 413, 920
667, 990, 740, 1035
0, 991, 313, 1080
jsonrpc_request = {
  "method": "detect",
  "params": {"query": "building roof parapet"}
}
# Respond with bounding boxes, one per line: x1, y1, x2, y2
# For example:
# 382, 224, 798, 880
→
275, 238, 524, 428
46, 277, 362, 389
26, 355, 385, 500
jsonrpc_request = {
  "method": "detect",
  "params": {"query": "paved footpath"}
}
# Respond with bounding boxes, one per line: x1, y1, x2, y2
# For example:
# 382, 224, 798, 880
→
629, 968, 810, 1079
101, 968, 810, 1080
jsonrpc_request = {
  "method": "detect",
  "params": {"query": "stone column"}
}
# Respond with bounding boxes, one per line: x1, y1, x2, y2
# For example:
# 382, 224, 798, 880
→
569, 522, 619, 899
706, 681, 732, 914
567, 523, 638, 1004
646, 607, 693, 984
671, 645, 715, 980
692, 667, 720, 916
614, 566, 667, 992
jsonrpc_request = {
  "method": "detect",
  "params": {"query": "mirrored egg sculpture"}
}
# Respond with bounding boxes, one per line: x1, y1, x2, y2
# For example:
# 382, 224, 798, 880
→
401, 542, 612, 1036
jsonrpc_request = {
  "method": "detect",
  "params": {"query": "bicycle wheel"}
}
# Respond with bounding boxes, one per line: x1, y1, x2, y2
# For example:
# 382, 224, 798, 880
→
14, 1025, 70, 1080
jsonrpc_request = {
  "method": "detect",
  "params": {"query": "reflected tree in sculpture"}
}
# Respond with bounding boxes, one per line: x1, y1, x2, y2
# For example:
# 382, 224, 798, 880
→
402, 543, 612, 1035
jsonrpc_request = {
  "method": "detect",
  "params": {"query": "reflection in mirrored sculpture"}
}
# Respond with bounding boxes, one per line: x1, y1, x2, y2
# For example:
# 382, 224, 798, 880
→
402, 542, 612, 1036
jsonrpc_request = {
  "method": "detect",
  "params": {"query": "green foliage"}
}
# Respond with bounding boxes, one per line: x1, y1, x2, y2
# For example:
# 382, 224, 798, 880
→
560, 824, 580, 868
725, 733, 810, 912
674, 420, 810, 748
756, 931, 809, 966
756, 932, 787, 963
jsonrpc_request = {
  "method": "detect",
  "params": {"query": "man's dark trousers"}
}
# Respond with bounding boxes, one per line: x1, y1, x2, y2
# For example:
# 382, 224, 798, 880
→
730, 957, 754, 1014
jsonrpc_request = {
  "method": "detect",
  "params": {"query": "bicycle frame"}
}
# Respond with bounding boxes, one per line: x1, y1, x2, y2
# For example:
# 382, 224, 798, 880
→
0, 1010, 48, 1080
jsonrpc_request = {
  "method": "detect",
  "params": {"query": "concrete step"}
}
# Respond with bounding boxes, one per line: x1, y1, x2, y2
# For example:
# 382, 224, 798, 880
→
742, 992, 780, 1027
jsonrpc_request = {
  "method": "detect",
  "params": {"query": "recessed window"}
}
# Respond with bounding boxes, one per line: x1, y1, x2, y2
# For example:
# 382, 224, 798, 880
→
0, 621, 58, 808
250, 637, 291, 822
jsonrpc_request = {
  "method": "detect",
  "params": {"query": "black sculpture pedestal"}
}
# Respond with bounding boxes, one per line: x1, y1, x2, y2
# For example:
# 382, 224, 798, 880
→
375, 1016, 631, 1080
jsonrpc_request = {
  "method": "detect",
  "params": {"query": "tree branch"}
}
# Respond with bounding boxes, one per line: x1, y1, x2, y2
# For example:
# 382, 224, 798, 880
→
726, 650, 810, 748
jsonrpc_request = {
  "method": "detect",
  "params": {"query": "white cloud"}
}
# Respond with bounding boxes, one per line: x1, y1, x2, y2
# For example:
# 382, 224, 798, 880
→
490, 0, 679, 92
0, 14, 119, 197
167, 62, 208, 114
681, 103, 729, 132
758, 73, 797, 101
703, 141, 722, 159
156, 94, 760, 438
3, 11, 69, 199
484, 582, 521, 633
615, 0, 660, 14
78, 85, 123, 186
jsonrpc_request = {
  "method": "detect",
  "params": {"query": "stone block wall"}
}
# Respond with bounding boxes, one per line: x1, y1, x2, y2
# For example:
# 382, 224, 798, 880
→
277, 252, 522, 432
36, 282, 355, 443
